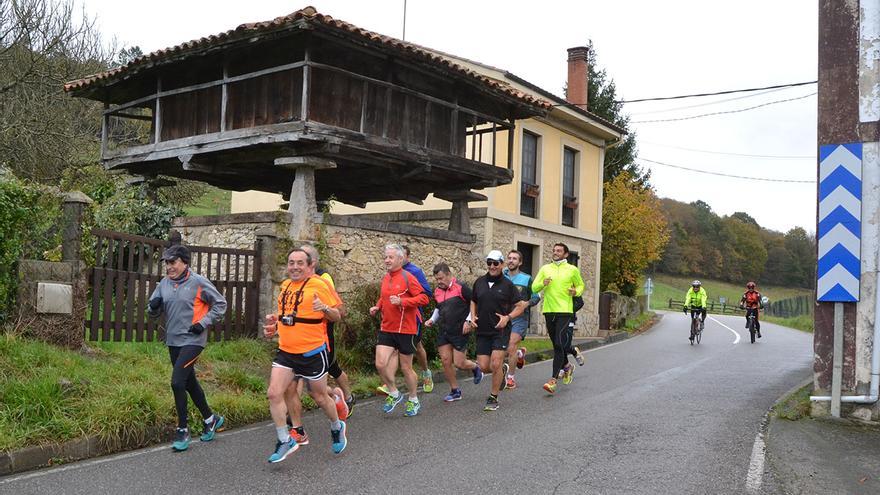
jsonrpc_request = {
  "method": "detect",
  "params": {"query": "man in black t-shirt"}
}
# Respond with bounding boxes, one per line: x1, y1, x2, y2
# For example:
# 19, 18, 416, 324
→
469, 250, 525, 411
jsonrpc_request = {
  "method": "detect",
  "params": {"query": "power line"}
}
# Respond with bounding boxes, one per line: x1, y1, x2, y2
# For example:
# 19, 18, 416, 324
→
629, 87, 789, 116
640, 141, 815, 160
631, 92, 816, 124
638, 157, 816, 183
618, 80, 817, 104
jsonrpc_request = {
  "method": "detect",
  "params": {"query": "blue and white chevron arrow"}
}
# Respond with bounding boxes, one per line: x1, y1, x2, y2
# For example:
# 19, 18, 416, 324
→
817, 143, 862, 302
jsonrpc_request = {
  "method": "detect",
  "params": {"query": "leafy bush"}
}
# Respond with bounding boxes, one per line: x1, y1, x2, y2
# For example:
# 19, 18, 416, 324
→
0, 174, 63, 322
94, 185, 180, 239
335, 282, 439, 371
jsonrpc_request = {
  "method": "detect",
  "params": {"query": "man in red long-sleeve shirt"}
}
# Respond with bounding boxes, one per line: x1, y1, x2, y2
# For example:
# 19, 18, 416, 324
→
370, 244, 429, 417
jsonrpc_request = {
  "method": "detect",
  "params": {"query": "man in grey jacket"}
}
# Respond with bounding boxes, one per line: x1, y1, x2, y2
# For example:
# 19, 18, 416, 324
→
147, 244, 227, 452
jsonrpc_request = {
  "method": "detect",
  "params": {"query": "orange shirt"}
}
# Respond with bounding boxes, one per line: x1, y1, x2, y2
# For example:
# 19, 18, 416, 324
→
276, 275, 341, 354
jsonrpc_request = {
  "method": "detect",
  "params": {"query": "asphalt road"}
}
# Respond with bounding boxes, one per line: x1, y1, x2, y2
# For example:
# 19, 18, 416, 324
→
0, 311, 813, 494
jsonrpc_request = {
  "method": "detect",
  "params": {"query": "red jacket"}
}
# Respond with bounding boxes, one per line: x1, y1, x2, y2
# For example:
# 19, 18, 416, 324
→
376, 269, 429, 334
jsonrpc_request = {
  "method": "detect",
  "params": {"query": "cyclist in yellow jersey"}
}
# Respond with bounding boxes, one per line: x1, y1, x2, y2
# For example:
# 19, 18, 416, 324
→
683, 280, 708, 342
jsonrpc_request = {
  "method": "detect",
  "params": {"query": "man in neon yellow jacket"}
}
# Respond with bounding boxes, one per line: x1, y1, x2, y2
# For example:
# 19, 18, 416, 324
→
531, 242, 586, 394
684, 280, 708, 340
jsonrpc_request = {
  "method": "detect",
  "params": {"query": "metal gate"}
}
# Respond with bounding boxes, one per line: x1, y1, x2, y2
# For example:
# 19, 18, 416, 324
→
86, 228, 261, 342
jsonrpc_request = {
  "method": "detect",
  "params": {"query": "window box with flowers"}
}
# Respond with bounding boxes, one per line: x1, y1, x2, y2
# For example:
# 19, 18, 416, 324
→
563, 196, 578, 209
523, 183, 541, 198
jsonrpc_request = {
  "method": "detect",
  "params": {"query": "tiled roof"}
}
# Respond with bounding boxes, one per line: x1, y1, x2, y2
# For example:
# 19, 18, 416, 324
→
63, 6, 551, 110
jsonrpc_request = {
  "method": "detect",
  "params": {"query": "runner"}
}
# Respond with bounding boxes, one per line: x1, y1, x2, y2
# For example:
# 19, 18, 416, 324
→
502, 249, 541, 389
425, 262, 483, 402
263, 248, 347, 463
282, 244, 351, 447
531, 243, 585, 394
370, 244, 429, 416
147, 244, 227, 452
469, 250, 525, 411
402, 245, 434, 393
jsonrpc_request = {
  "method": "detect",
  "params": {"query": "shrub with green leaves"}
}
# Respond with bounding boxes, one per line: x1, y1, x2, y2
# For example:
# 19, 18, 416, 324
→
0, 175, 63, 322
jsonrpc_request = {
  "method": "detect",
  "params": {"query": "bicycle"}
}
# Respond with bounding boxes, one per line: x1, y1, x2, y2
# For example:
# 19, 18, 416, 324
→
684, 306, 704, 345
742, 307, 760, 344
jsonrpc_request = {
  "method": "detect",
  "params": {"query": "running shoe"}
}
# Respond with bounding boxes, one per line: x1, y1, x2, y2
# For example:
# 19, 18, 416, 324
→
473, 364, 484, 384
483, 395, 499, 411
757, 331, 762, 338
516, 347, 526, 369
382, 392, 405, 413
268, 438, 298, 463
501, 363, 510, 390
333, 387, 349, 420
506, 375, 517, 390
289, 428, 309, 445
172, 428, 191, 451
404, 398, 421, 417
376, 384, 390, 396
200, 415, 225, 442
562, 364, 574, 385
543, 378, 557, 394
422, 370, 434, 393
331, 421, 347, 454
345, 395, 356, 417
574, 347, 585, 366
444, 389, 462, 402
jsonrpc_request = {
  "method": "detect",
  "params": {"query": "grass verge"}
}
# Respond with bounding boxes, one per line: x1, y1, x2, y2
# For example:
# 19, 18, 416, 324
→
622, 311, 656, 333
764, 314, 814, 333
772, 383, 813, 421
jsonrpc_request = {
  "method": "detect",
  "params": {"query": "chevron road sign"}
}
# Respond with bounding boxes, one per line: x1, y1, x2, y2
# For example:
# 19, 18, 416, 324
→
817, 143, 862, 302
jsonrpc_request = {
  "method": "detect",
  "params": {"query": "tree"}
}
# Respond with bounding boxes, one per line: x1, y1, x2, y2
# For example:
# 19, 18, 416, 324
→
600, 172, 669, 296
0, 0, 113, 182
576, 41, 646, 185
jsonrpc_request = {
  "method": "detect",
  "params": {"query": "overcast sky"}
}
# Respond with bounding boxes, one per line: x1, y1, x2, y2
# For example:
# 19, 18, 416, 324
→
81, 0, 817, 234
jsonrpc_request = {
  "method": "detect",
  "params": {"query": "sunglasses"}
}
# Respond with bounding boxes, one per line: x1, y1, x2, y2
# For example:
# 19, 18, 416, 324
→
486, 260, 502, 266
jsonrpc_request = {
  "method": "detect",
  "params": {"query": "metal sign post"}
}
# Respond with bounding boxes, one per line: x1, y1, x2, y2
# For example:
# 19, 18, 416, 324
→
644, 277, 654, 311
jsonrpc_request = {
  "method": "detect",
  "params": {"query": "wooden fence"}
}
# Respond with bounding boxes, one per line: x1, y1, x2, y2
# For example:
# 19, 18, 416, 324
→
667, 294, 813, 318
86, 228, 261, 342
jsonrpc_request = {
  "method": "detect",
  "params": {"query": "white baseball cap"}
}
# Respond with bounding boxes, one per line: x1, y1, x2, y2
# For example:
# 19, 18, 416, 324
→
486, 250, 504, 262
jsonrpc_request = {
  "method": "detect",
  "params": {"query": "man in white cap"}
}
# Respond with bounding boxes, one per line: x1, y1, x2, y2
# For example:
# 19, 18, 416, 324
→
468, 250, 525, 411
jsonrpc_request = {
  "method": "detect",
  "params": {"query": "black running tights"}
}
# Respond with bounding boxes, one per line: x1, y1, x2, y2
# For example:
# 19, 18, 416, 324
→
169, 345, 212, 429
545, 313, 575, 379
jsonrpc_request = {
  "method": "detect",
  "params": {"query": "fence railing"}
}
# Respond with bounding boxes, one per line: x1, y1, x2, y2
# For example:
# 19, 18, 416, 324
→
86, 229, 261, 342
667, 294, 814, 318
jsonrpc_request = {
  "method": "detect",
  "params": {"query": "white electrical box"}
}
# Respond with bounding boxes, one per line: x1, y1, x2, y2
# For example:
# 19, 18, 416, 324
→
37, 282, 73, 314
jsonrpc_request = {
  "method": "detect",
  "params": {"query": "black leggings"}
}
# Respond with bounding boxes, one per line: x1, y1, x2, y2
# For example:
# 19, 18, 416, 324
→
169, 345, 212, 429
545, 313, 575, 379
745, 308, 761, 331
327, 323, 344, 379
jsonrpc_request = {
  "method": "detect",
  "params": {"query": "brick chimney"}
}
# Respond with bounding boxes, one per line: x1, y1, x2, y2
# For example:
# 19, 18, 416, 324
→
567, 46, 590, 111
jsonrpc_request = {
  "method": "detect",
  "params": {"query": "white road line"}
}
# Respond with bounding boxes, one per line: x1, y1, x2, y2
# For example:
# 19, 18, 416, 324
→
708, 316, 741, 345
745, 428, 767, 493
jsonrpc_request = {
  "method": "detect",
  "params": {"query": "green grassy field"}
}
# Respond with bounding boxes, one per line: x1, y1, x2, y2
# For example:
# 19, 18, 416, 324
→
182, 188, 232, 217
641, 274, 813, 311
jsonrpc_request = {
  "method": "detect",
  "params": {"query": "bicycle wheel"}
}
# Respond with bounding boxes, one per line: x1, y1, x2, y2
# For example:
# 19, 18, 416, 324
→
749, 318, 756, 343
695, 327, 702, 344
690, 317, 699, 344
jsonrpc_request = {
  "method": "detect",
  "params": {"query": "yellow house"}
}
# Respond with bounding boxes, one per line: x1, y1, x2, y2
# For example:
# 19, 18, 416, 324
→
232, 46, 624, 335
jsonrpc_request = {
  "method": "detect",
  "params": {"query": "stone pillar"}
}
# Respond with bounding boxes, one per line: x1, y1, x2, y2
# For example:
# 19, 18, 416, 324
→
448, 199, 471, 235
275, 157, 336, 240
61, 191, 93, 262
255, 227, 280, 323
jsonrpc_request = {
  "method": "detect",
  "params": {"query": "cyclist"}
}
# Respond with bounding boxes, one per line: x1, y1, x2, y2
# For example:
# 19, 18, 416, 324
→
683, 280, 707, 343
739, 281, 765, 338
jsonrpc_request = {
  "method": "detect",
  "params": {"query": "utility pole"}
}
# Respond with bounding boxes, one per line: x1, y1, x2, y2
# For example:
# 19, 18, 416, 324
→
402, 0, 407, 41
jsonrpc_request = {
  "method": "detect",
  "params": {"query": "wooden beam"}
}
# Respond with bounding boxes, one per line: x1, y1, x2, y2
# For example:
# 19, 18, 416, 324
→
154, 76, 162, 144
301, 42, 311, 121
435, 190, 487, 202
275, 156, 337, 170
399, 164, 430, 180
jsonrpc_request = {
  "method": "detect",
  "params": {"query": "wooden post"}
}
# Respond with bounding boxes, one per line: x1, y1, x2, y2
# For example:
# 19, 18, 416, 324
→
154, 76, 162, 144
507, 121, 515, 170
491, 121, 497, 167
101, 103, 109, 155
301, 45, 311, 122
220, 60, 228, 132
359, 80, 368, 133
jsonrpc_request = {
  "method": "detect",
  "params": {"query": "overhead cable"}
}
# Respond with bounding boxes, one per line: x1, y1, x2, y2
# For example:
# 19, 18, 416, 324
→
617, 80, 817, 104
638, 158, 815, 183
631, 92, 816, 124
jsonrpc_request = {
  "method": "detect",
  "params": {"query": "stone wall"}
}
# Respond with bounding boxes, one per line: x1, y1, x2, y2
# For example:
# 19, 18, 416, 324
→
173, 211, 283, 249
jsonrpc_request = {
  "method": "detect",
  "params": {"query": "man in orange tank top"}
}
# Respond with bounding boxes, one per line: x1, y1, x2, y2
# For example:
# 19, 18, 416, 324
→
263, 248, 348, 463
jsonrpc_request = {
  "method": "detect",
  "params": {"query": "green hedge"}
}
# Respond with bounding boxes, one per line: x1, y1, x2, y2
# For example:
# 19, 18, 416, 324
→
0, 176, 63, 323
